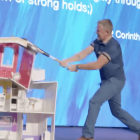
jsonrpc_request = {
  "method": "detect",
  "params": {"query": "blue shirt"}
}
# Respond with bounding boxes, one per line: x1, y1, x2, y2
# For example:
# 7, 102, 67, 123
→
91, 37, 125, 81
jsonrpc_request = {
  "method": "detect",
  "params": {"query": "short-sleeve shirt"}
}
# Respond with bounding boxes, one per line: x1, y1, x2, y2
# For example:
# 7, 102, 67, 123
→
91, 37, 126, 81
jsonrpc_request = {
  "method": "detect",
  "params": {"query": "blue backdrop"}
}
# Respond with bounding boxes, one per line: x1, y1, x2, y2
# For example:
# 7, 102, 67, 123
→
0, 0, 140, 127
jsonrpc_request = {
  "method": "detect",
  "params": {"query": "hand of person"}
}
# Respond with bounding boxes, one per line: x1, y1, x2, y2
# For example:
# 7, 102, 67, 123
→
59, 60, 69, 68
67, 64, 78, 72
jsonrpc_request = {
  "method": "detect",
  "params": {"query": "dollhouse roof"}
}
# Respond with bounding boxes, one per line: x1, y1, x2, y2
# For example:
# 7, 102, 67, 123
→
0, 37, 33, 49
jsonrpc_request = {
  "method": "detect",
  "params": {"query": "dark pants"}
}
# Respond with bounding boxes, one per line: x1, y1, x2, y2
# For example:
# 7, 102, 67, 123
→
82, 77, 140, 138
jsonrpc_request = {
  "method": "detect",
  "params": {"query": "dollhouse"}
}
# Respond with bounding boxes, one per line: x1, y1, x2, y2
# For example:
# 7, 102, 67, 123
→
0, 37, 57, 140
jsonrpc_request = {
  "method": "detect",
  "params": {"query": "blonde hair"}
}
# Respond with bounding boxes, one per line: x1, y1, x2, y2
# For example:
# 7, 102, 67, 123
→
98, 19, 113, 33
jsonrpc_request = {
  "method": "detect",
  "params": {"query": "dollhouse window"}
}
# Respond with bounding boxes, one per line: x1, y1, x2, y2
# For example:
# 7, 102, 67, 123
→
1, 47, 14, 67
0, 86, 3, 93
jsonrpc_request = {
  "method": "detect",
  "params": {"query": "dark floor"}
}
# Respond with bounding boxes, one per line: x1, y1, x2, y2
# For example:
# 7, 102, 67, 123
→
53, 127, 139, 140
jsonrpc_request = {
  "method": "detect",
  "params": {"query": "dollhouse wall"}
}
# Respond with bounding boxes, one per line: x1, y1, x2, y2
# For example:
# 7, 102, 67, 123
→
0, 43, 35, 89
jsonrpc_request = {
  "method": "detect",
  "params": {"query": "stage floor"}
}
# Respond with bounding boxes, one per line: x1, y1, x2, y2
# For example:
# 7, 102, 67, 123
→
53, 127, 139, 140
